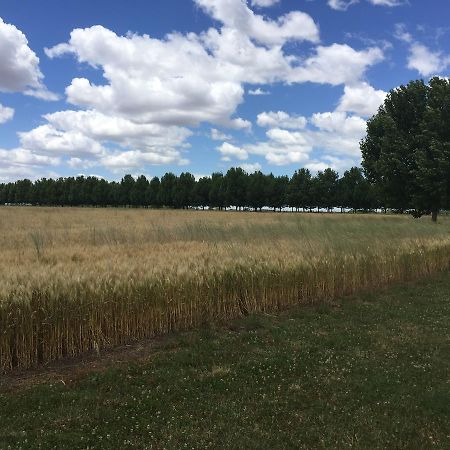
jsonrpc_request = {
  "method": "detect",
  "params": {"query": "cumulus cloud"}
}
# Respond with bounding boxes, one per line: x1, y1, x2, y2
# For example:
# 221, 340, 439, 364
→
309, 111, 366, 156
194, 0, 319, 46
394, 23, 413, 43
46, 25, 253, 128
0, 17, 57, 100
250, 0, 279, 7
0, 103, 14, 123
305, 155, 358, 173
44, 8, 383, 132
289, 44, 384, 85
245, 108, 367, 167
19, 124, 105, 157
393, 24, 450, 78
10, 0, 385, 175
369, 0, 405, 5
44, 110, 191, 152
239, 162, 262, 172
217, 142, 248, 160
100, 150, 188, 170
0, 148, 60, 182
211, 128, 232, 140
248, 88, 270, 96
407, 43, 449, 77
328, 0, 358, 10
328, 0, 405, 10
242, 127, 312, 166
336, 82, 386, 117
257, 111, 307, 129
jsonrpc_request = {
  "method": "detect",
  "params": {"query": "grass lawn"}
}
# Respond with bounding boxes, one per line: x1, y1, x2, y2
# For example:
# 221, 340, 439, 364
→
1, 274, 450, 449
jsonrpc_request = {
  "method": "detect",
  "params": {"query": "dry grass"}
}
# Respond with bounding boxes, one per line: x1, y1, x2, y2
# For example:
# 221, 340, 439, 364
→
1, 207, 450, 371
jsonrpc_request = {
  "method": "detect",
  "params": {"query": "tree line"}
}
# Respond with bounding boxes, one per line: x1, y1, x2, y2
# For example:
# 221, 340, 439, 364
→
0, 167, 378, 211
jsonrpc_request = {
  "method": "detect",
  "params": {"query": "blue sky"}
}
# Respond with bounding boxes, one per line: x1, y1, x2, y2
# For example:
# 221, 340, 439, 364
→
0, 0, 449, 181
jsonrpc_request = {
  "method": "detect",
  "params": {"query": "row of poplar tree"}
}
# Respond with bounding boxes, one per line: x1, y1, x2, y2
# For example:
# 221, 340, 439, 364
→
0, 167, 378, 211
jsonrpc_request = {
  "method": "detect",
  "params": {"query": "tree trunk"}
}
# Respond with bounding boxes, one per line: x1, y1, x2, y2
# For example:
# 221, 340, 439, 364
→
432, 209, 438, 222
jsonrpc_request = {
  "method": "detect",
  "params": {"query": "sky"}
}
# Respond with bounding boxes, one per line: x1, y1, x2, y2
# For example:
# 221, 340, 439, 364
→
0, 0, 449, 182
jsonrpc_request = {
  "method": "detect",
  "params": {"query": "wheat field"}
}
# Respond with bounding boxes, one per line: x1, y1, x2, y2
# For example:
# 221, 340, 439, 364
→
1, 207, 450, 371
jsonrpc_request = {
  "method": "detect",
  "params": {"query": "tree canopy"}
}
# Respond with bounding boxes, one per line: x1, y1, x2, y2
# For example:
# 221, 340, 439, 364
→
361, 77, 450, 221
0, 167, 378, 212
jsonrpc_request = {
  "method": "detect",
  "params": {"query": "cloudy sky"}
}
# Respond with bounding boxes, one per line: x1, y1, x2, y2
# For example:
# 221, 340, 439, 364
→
0, 0, 449, 181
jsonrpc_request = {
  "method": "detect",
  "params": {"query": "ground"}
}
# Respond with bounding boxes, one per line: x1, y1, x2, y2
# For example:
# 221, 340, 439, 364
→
1, 274, 450, 449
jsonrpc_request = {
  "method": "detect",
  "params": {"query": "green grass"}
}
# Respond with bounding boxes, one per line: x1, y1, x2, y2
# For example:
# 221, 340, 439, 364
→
1, 274, 450, 449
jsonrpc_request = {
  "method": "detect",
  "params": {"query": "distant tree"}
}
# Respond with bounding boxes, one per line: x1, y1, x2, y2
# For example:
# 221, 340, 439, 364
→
173, 172, 195, 209
339, 167, 373, 212
313, 169, 339, 212
130, 175, 149, 207
362, 77, 450, 221
192, 176, 211, 209
287, 168, 312, 211
119, 175, 135, 206
158, 172, 177, 207
14, 179, 33, 204
92, 178, 110, 206
224, 168, 248, 210
247, 171, 267, 211
209, 172, 226, 209
146, 177, 161, 207
266, 174, 288, 211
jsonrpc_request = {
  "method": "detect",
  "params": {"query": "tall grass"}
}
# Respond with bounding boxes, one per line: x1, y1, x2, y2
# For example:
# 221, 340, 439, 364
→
1, 207, 450, 371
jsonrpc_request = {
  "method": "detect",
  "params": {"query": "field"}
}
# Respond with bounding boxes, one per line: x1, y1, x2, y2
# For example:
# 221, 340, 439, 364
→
2, 207, 450, 371
1, 274, 450, 449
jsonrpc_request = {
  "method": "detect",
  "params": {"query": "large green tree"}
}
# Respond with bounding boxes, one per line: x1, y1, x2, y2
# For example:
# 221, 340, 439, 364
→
361, 77, 450, 221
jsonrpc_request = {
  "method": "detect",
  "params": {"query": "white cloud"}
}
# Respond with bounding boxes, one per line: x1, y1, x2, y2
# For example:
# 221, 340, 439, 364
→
394, 23, 413, 43
46, 25, 253, 128
67, 157, 96, 169
16, 1, 384, 176
211, 128, 232, 140
239, 162, 262, 172
305, 155, 358, 173
369, 0, 404, 5
393, 24, 450, 77
251, 0, 279, 7
246, 109, 367, 167
248, 88, 270, 96
44, 15, 383, 138
407, 43, 449, 77
337, 82, 386, 117
19, 124, 105, 157
266, 128, 310, 146
100, 150, 188, 170
257, 111, 307, 129
44, 110, 191, 151
0, 103, 14, 123
194, 0, 319, 46
328, 0, 358, 11
0, 148, 59, 166
0, 147, 60, 182
328, 0, 404, 10
243, 128, 312, 165
309, 111, 366, 157
0, 17, 57, 100
289, 44, 384, 85
217, 142, 248, 160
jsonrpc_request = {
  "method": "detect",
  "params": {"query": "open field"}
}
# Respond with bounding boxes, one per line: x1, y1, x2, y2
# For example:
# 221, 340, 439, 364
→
1, 274, 450, 449
2, 207, 450, 370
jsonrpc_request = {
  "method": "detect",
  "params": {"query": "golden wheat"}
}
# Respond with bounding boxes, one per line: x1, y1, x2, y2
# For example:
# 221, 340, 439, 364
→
1, 207, 450, 371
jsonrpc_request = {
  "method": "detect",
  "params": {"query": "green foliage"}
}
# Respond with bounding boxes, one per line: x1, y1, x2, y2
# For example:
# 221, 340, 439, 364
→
361, 77, 450, 220
1, 166, 380, 212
